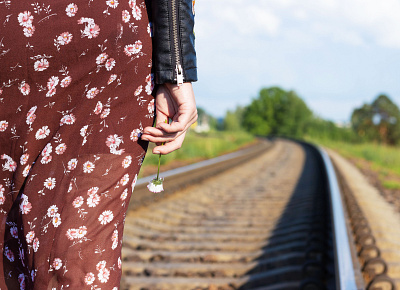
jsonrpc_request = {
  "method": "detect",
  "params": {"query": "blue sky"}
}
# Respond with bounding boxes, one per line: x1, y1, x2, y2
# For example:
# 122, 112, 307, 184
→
192, 0, 400, 122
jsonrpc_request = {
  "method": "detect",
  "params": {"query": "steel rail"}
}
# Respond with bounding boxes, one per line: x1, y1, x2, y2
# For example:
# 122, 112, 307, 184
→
318, 147, 358, 290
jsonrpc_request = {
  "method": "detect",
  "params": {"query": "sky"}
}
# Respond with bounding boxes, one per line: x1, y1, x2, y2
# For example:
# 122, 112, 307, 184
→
192, 0, 400, 122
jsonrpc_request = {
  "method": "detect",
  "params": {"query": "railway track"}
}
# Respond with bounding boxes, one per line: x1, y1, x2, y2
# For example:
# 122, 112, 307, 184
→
120, 139, 397, 289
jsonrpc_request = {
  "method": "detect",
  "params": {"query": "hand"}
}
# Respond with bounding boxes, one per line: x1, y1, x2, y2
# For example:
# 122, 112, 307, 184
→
141, 82, 197, 154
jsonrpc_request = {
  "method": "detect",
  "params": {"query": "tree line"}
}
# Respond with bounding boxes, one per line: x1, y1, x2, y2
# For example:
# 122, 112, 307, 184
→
219, 86, 400, 145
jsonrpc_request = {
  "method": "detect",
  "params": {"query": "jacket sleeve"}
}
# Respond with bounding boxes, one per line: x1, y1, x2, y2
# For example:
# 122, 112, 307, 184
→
150, 0, 197, 85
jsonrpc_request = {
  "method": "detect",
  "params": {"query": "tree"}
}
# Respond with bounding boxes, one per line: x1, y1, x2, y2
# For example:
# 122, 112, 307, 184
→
351, 94, 400, 145
242, 87, 312, 138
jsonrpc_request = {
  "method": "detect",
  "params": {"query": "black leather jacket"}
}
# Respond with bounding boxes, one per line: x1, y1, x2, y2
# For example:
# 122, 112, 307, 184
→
149, 0, 197, 85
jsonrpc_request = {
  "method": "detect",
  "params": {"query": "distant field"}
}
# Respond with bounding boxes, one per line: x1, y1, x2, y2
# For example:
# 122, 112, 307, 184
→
308, 138, 400, 190
140, 130, 256, 177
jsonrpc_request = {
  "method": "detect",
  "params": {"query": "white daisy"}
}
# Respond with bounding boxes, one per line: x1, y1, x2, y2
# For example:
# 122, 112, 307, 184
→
107, 74, 117, 85
67, 158, 78, 170
34, 59, 49, 72
122, 156, 132, 168
120, 188, 128, 201
26, 231, 35, 243
86, 87, 99, 99
23, 25, 35, 37
111, 229, 118, 250
47, 205, 58, 217
19, 81, 30, 96
32, 238, 39, 252
87, 193, 100, 208
105, 58, 115, 71
98, 210, 113, 225
72, 196, 84, 208
106, 0, 119, 8
94, 101, 103, 115
47, 76, 59, 90
52, 213, 61, 227
0, 121, 8, 132
66, 228, 78, 240
22, 165, 31, 177
100, 108, 110, 119
83, 161, 95, 173
96, 260, 106, 271
84, 272, 95, 285
96, 53, 108, 65
120, 173, 129, 186
122, 10, 130, 23
77, 226, 87, 238
20, 153, 29, 165
18, 11, 33, 27
131, 5, 142, 20
60, 76, 72, 88
44, 178, 56, 190
65, 3, 78, 17
35, 126, 50, 140
10, 226, 18, 239
55, 143, 67, 155
53, 258, 62, 270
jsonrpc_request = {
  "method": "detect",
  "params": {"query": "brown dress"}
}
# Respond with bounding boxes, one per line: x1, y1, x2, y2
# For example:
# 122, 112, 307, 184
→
0, 0, 154, 288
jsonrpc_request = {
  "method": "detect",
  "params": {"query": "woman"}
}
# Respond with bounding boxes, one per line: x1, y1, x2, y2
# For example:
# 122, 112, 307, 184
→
0, 0, 197, 288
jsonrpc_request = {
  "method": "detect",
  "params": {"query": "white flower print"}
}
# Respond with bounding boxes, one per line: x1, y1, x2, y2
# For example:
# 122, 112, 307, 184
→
106, 134, 125, 155
35, 126, 50, 140
34, 59, 49, 72
66, 228, 78, 240
47, 76, 59, 90
106, 0, 119, 8
44, 178, 56, 190
79, 17, 100, 39
147, 99, 154, 114
130, 128, 141, 142
60, 114, 76, 126
0, 121, 8, 132
131, 5, 142, 20
55, 143, 67, 155
41, 155, 52, 164
124, 40, 142, 56
100, 108, 110, 119
20, 194, 32, 215
120, 173, 129, 186
66, 3, 78, 17
86, 87, 99, 99
83, 161, 95, 173
18, 11, 33, 27
4, 246, 14, 262
41, 143, 52, 157
22, 165, 31, 178
111, 229, 118, 250
52, 213, 61, 227
129, 0, 136, 9
98, 267, 110, 283
118, 257, 122, 269
145, 73, 154, 95
96, 260, 106, 271
77, 226, 87, 238
53, 258, 62, 270
120, 188, 128, 201
1, 154, 17, 172
87, 193, 100, 208
96, 53, 108, 64
55, 32, 73, 46
105, 58, 115, 71
33, 238, 39, 252
46, 88, 57, 98
10, 226, 18, 239
26, 106, 37, 125
23, 25, 36, 37
94, 101, 103, 114
87, 187, 99, 195
80, 125, 88, 137
122, 10, 130, 23
20, 153, 29, 165
132, 174, 138, 191
47, 205, 58, 217
134, 85, 143, 96
60, 76, 72, 88
122, 155, 132, 168
26, 231, 35, 244
0, 196, 4, 206
19, 81, 30, 96
84, 272, 95, 285
107, 74, 117, 85
72, 196, 84, 208
67, 158, 78, 170
98, 210, 113, 225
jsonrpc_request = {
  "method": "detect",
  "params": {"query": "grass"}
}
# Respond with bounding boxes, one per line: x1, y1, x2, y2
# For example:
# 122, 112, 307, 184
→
307, 137, 400, 190
140, 130, 255, 177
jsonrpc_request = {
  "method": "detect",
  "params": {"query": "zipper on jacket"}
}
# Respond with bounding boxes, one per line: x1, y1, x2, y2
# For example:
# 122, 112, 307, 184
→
171, 0, 184, 86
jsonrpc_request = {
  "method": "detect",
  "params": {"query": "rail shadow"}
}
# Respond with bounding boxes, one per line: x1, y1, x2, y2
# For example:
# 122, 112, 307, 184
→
239, 142, 335, 290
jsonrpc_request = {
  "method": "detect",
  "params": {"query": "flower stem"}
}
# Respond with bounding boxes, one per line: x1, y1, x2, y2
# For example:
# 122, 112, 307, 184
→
156, 153, 161, 180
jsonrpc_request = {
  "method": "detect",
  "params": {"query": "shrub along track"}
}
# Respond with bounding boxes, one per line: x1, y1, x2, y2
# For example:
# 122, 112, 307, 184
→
120, 140, 338, 290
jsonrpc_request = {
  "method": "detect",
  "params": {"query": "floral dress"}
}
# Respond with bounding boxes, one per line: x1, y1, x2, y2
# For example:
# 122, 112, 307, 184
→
0, 0, 154, 289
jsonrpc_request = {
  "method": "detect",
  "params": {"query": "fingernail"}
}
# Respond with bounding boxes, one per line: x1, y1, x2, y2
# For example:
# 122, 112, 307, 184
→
153, 150, 160, 154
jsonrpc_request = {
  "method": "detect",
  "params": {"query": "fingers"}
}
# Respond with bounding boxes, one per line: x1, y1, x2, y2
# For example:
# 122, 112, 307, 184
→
152, 133, 186, 155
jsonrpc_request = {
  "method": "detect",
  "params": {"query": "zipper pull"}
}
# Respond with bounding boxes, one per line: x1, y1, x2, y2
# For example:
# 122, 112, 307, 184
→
175, 64, 184, 86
